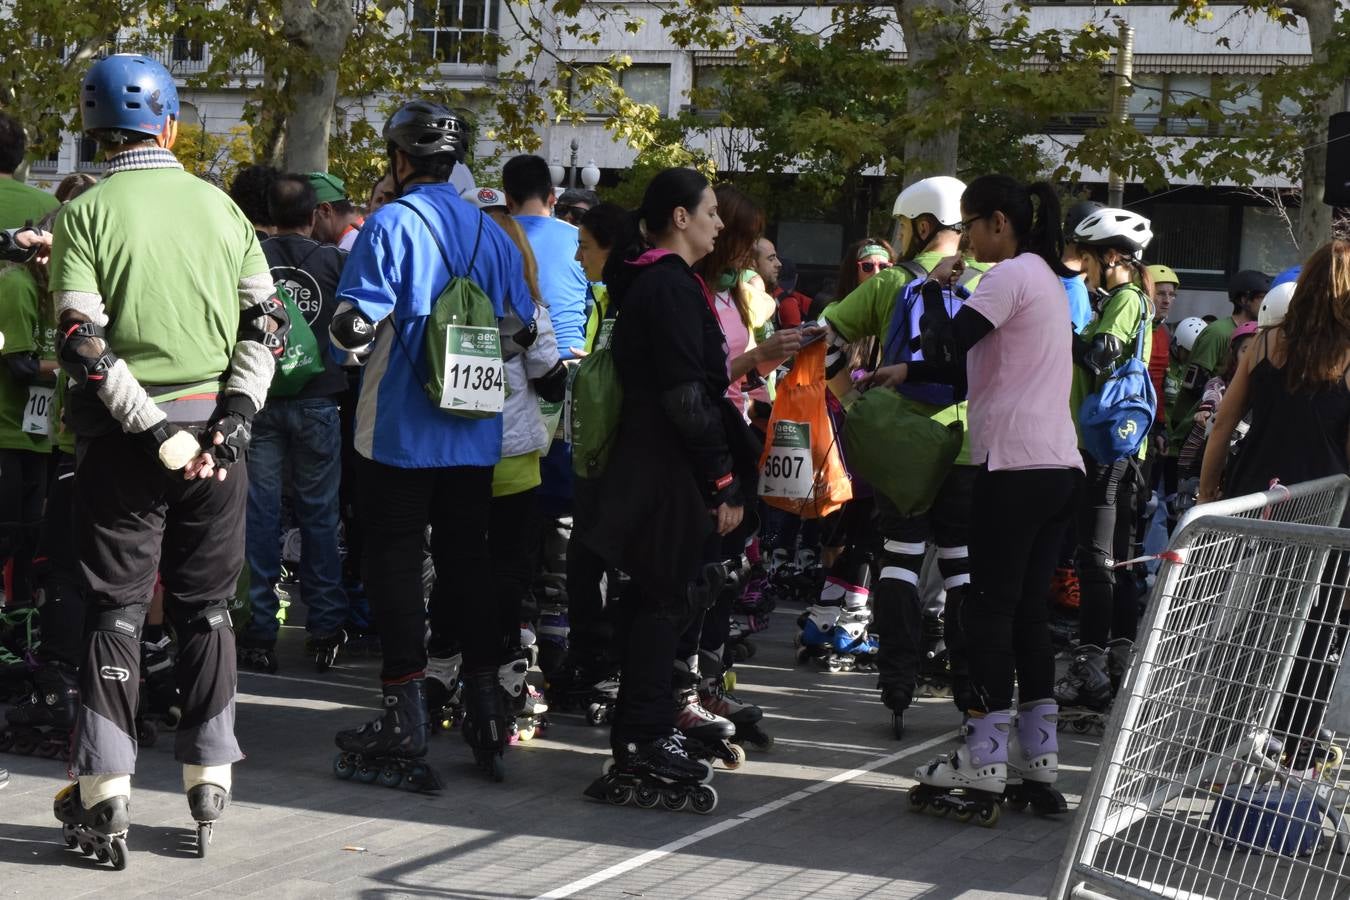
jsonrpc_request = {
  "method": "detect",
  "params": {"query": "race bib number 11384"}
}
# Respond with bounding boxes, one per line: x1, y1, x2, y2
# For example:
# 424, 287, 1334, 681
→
441, 325, 505, 414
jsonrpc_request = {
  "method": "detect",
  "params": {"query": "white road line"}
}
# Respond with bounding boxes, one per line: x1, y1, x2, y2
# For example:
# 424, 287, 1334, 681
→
238, 669, 376, 692
530, 728, 956, 900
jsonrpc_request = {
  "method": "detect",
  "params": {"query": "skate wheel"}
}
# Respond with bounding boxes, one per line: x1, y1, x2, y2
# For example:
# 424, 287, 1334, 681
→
907, 790, 926, 812
196, 823, 211, 858
586, 706, 606, 727
1007, 795, 1029, 813
333, 753, 356, 780
722, 672, 737, 692
794, 647, 809, 665
661, 789, 689, 812
95, 845, 110, 863
954, 809, 974, 823
634, 784, 660, 809
892, 713, 905, 741
136, 719, 158, 748
109, 836, 128, 870
378, 767, 403, 788
13, 733, 39, 755
977, 803, 1001, 828
690, 785, 718, 815
165, 707, 182, 729
78, 837, 95, 855
517, 724, 536, 742
724, 743, 747, 770
39, 740, 64, 759
742, 641, 757, 660
732, 643, 751, 662
606, 783, 633, 806
601, 758, 615, 776
1327, 745, 1346, 770
355, 765, 379, 784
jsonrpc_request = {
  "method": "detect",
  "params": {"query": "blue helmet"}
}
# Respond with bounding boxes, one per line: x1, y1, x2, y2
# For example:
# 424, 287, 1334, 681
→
81, 54, 180, 137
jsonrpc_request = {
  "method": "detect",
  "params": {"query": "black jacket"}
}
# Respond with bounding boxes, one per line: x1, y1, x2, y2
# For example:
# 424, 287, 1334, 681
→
579, 251, 760, 598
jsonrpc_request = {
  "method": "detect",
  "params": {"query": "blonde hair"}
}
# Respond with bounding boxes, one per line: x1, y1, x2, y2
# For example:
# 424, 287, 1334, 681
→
486, 208, 544, 307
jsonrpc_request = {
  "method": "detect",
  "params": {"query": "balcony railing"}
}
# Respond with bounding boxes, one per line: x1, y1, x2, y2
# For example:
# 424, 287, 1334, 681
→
152, 45, 264, 79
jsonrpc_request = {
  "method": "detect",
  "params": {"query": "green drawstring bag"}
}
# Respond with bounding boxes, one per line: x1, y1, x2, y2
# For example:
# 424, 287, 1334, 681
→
570, 317, 622, 479
267, 283, 326, 398
842, 388, 963, 516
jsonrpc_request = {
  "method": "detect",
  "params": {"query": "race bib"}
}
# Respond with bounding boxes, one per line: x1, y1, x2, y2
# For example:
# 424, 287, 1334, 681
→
539, 397, 564, 441
440, 325, 504, 414
759, 419, 813, 500
22, 385, 54, 436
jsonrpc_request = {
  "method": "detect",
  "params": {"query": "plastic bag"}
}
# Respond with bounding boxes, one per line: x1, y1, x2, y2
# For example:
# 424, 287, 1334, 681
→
757, 342, 851, 518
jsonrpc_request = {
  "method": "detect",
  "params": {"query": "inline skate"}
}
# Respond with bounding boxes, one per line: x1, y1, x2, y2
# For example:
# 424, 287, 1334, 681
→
916, 611, 952, 698
1002, 700, 1068, 816
425, 650, 464, 732
461, 665, 512, 782
673, 660, 745, 769
546, 661, 619, 726
732, 564, 775, 637
2, 661, 78, 758
697, 650, 772, 750
499, 653, 549, 743
908, 710, 1010, 827
1105, 638, 1134, 695
306, 630, 347, 673
0, 607, 39, 703
184, 764, 230, 858
141, 635, 182, 730
535, 600, 570, 681
585, 734, 718, 814
54, 777, 131, 870
236, 643, 279, 675
333, 678, 441, 792
1054, 644, 1112, 734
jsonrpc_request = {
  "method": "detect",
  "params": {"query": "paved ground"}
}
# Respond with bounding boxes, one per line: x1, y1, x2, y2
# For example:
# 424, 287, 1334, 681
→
0, 608, 1100, 899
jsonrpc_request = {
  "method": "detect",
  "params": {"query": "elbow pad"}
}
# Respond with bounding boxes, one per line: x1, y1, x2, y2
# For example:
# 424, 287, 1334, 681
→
0, 227, 39, 265
532, 360, 567, 403
1083, 333, 1123, 377
330, 302, 377, 366
57, 321, 119, 389
501, 315, 537, 360
240, 294, 291, 359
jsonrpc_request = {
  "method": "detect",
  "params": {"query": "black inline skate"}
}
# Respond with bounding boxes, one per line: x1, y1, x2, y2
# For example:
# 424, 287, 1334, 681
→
141, 635, 182, 730
461, 666, 512, 782
673, 668, 745, 770
585, 734, 718, 814
546, 661, 619, 726
333, 678, 441, 792
698, 650, 772, 751
915, 612, 953, 698
0, 607, 39, 703
2, 661, 78, 758
306, 630, 347, 673
54, 780, 131, 870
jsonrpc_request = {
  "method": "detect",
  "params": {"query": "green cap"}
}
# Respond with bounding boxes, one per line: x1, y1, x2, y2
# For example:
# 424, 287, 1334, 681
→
308, 172, 348, 204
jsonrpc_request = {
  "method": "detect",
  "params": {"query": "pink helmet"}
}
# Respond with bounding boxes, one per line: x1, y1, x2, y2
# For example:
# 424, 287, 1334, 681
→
1230, 321, 1260, 347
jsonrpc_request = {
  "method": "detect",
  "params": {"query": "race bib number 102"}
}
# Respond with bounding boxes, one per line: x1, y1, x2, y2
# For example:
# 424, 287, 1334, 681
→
22, 385, 54, 436
441, 325, 505, 414
759, 419, 813, 500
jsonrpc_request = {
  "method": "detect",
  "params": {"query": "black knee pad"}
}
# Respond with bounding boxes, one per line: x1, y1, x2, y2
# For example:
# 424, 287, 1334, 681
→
180, 601, 232, 634
91, 607, 142, 641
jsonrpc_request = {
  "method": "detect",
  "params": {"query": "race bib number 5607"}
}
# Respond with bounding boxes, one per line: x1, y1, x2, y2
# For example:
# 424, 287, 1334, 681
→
759, 419, 813, 500
441, 325, 505, 414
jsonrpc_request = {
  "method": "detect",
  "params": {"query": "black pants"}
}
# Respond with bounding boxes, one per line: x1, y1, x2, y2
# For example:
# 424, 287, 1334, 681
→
73, 432, 245, 775
1276, 554, 1350, 768
0, 447, 50, 608
873, 465, 975, 710
1076, 452, 1142, 648
35, 450, 84, 668
359, 458, 495, 679
566, 480, 615, 671
489, 488, 538, 657
611, 578, 700, 751
967, 466, 1079, 712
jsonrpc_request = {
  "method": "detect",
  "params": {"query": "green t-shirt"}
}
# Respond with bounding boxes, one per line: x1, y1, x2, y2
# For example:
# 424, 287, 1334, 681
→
0, 267, 56, 453
1167, 316, 1236, 447
822, 251, 988, 466
493, 450, 542, 498
582, 283, 611, 354
0, 178, 59, 230
48, 168, 268, 397
1071, 283, 1153, 459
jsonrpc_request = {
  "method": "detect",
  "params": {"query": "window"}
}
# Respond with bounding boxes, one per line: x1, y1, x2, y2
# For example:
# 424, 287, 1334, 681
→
1145, 203, 1230, 279
77, 137, 100, 172
570, 64, 672, 118
1239, 207, 1300, 274
1126, 74, 1165, 133
172, 29, 204, 63
776, 221, 843, 268
411, 0, 498, 66
1124, 74, 1218, 136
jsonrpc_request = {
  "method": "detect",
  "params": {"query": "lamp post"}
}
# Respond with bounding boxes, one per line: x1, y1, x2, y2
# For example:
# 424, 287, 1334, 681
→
567, 137, 580, 188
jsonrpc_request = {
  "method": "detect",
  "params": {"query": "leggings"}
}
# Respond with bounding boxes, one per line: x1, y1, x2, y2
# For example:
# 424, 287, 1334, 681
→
966, 465, 1080, 712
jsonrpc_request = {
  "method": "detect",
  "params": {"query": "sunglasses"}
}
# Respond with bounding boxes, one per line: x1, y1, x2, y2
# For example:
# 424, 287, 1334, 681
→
859, 260, 892, 274
556, 204, 586, 220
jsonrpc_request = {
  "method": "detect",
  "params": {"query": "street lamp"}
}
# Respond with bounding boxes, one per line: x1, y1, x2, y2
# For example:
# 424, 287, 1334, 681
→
581, 160, 600, 190
551, 139, 600, 191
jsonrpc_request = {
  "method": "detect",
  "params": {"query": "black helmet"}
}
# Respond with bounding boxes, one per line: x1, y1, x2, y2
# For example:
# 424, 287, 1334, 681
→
1228, 268, 1271, 299
383, 101, 471, 161
1063, 200, 1104, 239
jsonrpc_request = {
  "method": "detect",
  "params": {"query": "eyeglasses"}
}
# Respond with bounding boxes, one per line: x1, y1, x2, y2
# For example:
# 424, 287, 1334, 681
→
953, 215, 985, 234
858, 260, 892, 274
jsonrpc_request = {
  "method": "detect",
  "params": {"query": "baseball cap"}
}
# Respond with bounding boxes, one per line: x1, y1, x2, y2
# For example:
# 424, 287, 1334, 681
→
461, 186, 508, 210
308, 172, 349, 204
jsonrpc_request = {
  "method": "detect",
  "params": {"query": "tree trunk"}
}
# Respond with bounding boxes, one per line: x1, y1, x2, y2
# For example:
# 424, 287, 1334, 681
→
278, 0, 356, 173
893, 0, 963, 185
1290, 0, 1344, 252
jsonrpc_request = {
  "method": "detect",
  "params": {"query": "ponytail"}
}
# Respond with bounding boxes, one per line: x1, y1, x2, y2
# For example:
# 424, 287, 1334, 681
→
963, 175, 1075, 278
601, 209, 646, 290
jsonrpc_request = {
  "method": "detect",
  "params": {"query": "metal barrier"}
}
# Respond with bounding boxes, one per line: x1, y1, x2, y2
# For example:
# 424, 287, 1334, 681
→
1054, 475, 1350, 900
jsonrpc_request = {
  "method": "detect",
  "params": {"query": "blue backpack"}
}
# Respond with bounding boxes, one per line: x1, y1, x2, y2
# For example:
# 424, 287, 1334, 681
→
1078, 295, 1156, 464
881, 260, 979, 407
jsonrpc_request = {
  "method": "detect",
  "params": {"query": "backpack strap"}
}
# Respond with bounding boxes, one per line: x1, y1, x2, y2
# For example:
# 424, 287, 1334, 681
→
395, 198, 484, 290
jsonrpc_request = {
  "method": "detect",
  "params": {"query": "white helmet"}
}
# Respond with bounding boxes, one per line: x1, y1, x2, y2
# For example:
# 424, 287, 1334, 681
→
1072, 208, 1154, 255
1258, 280, 1295, 328
1172, 316, 1207, 352
892, 176, 966, 229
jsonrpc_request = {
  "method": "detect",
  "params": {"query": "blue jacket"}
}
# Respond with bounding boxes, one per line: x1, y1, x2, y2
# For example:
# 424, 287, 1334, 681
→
337, 182, 534, 468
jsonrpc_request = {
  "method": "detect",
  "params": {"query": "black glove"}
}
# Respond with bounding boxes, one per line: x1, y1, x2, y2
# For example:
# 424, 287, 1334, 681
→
133, 420, 201, 470
203, 394, 258, 468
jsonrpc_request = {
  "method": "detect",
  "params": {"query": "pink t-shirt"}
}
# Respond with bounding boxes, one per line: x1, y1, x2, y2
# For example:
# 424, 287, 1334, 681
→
713, 289, 751, 416
963, 253, 1084, 473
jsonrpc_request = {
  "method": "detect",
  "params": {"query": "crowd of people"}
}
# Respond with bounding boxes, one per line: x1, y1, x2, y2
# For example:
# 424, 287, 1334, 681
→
0, 51, 1347, 868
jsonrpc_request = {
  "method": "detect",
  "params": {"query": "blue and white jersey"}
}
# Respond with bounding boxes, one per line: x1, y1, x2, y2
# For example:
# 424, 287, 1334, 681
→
337, 182, 534, 468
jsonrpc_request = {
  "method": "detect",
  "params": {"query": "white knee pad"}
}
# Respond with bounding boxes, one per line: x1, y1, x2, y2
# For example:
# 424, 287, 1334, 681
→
183, 763, 233, 793
79, 773, 131, 808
